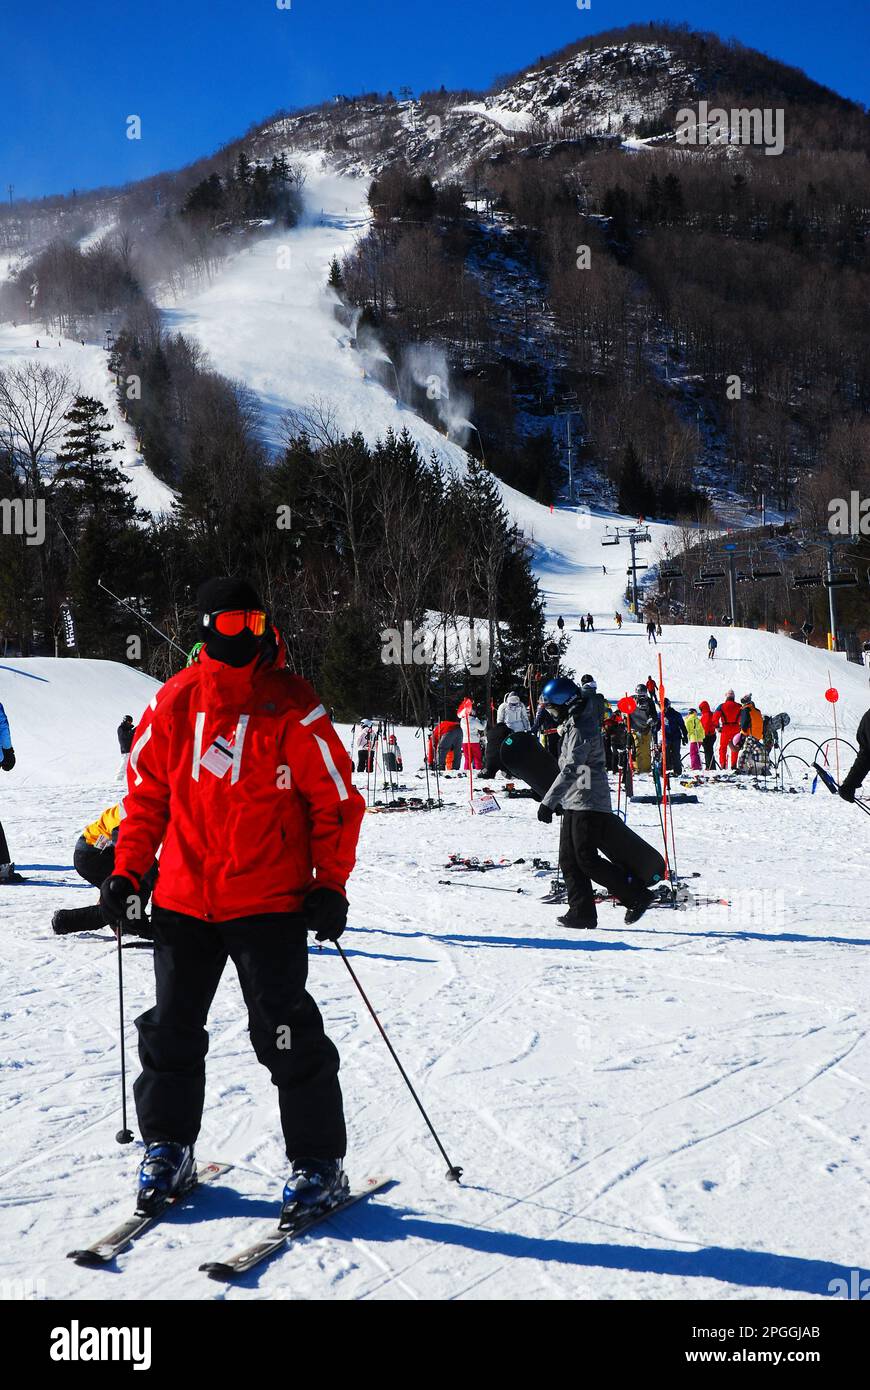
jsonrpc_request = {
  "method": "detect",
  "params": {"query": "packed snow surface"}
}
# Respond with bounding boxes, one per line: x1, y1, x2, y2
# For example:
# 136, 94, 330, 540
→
1, 605, 867, 1300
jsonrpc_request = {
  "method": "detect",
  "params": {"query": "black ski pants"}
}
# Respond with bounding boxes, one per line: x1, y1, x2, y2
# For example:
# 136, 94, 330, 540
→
702, 734, 717, 769
559, 810, 645, 921
134, 909, 346, 1159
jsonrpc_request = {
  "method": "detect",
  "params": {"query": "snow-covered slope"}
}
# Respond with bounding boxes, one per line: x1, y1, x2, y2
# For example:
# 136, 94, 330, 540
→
0, 324, 176, 517
0, 645, 867, 1301
158, 158, 471, 474
0, 658, 160, 786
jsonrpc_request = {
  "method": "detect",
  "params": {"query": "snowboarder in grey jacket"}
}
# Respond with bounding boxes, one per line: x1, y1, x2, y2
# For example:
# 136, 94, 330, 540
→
536, 676, 656, 930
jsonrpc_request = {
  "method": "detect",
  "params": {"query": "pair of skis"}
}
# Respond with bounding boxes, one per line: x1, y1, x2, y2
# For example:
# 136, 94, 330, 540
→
67, 1165, 391, 1281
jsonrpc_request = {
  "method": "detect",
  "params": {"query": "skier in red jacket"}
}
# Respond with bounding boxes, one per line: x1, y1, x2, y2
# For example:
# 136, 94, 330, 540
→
715, 689, 743, 770
698, 699, 719, 769
101, 577, 365, 1225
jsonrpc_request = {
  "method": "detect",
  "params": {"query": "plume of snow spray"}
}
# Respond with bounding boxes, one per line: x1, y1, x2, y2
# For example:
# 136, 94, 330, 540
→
401, 343, 473, 445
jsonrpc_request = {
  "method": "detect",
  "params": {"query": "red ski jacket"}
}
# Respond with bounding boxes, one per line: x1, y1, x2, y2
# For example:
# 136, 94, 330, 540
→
715, 698, 742, 733
699, 701, 719, 737
114, 650, 365, 923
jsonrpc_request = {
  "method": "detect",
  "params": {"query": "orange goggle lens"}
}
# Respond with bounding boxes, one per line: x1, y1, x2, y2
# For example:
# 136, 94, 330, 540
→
206, 609, 267, 637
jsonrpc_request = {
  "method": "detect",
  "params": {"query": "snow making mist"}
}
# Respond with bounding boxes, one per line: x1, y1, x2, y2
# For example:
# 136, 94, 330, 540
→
356, 321, 400, 396
401, 343, 473, 446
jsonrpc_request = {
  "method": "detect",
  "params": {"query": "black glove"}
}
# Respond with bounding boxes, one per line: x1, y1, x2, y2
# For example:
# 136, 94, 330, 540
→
1, 746, 14, 771
537, 804, 553, 824
838, 783, 856, 803
304, 886, 348, 942
99, 875, 144, 927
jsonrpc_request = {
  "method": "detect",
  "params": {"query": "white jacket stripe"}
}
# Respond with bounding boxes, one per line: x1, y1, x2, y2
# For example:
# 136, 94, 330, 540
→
301, 704, 326, 726
192, 712, 206, 781
314, 734, 349, 801
129, 726, 153, 787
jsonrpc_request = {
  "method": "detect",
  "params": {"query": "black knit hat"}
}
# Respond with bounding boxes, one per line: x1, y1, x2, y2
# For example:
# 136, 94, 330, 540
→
196, 576, 263, 616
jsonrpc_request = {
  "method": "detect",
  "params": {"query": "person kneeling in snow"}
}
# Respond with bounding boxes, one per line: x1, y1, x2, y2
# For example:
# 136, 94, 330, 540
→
536, 675, 657, 931
51, 802, 156, 937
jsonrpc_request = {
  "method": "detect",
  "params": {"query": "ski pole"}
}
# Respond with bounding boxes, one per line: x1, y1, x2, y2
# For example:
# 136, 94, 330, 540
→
114, 925, 134, 1145
335, 941, 462, 1181
438, 878, 525, 895
420, 723, 433, 807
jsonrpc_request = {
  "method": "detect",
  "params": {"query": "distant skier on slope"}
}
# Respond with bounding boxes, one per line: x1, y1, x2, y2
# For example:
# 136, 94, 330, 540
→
838, 708, 870, 803
707, 634, 717, 660
535, 675, 658, 930
99, 577, 365, 1224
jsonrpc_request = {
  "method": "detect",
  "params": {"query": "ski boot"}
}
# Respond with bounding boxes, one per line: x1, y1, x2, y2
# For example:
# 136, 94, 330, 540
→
557, 911, 598, 930
135, 1142, 196, 1216
624, 890, 656, 925
280, 1159, 349, 1230
52, 904, 107, 935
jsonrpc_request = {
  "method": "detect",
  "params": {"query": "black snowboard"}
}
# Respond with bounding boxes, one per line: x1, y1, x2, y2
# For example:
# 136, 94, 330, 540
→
501, 732, 666, 887
499, 732, 558, 798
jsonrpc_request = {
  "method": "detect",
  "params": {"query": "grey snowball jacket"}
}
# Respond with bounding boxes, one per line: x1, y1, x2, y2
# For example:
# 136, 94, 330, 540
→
541, 689, 612, 813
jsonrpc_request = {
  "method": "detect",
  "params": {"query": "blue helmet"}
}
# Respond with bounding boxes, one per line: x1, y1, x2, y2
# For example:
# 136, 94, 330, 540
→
541, 676, 580, 707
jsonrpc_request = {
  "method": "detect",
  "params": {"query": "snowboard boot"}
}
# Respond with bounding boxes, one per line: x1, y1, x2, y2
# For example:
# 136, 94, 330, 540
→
557, 910, 598, 930
52, 904, 107, 935
624, 890, 656, 925
135, 1142, 197, 1216
0, 863, 26, 885
280, 1159, 349, 1229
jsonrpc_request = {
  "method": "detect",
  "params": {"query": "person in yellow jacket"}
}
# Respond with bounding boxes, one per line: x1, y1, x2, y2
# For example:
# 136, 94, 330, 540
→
51, 803, 156, 937
684, 708, 705, 771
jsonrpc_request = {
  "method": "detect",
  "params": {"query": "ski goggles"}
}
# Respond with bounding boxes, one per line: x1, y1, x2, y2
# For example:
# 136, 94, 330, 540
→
202, 609, 267, 637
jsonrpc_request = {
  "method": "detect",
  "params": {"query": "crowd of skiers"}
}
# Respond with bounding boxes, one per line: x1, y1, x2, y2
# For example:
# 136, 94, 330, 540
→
613, 680, 783, 777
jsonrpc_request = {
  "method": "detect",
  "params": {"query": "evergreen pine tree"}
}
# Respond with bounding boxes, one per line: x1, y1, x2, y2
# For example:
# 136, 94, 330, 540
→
54, 396, 144, 657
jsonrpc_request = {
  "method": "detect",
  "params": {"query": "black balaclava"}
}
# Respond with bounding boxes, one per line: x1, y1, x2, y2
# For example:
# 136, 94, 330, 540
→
196, 576, 266, 669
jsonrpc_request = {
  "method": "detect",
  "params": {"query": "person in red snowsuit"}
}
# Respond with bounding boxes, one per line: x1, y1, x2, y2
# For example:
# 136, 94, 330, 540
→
101, 577, 365, 1217
715, 689, 742, 769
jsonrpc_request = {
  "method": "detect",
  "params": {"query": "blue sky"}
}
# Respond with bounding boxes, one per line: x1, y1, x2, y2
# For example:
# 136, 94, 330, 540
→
3, 0, 868, 200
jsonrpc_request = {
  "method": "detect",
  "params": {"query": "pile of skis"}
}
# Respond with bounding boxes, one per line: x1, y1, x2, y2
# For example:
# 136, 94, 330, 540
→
367, 796, 443, 814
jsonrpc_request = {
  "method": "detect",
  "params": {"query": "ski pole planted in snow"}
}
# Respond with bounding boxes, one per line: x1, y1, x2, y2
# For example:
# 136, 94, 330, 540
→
335, 941, 463, 1181
114, 926, 134, 1144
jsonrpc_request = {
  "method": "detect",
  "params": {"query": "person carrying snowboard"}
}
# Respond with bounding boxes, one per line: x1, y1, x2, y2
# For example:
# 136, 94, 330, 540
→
838, 708, 870, 803
100, 577, 365, 1223
707, 634, 717, 660
536, 675, 658, 930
